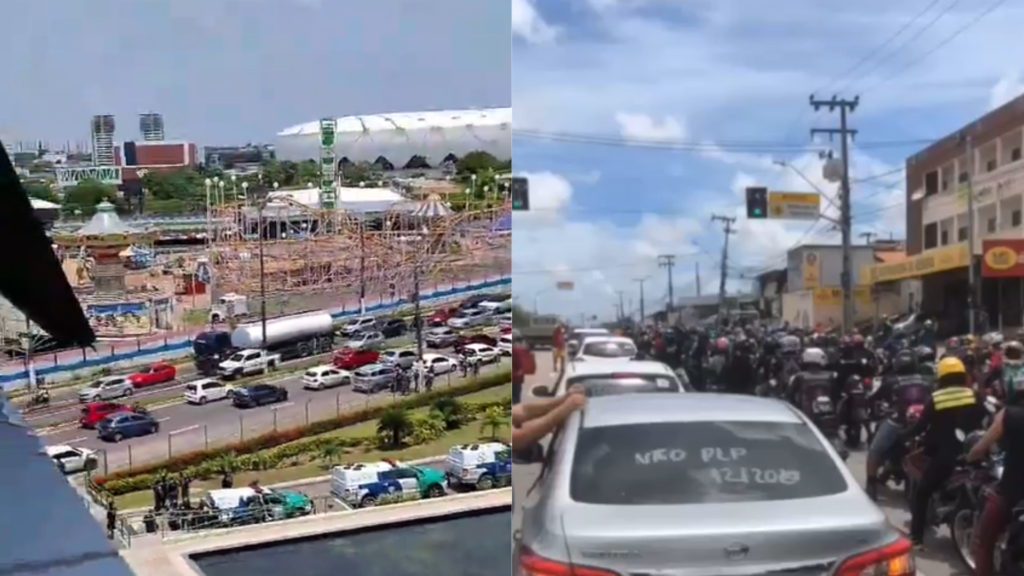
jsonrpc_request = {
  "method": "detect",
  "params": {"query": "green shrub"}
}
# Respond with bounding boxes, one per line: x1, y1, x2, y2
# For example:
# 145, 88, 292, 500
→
94, 370, 509, 493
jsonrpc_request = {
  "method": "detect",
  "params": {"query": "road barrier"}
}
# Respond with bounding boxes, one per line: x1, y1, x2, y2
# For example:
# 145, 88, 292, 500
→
0, 276, 510, 389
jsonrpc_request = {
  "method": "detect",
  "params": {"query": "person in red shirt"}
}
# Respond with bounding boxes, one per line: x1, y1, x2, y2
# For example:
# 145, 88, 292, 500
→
552, 323, 566, 372
511, 333, 535, 405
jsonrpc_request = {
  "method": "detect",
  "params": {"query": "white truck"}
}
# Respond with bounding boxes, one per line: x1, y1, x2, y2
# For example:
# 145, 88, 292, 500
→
217, 349, 281, 380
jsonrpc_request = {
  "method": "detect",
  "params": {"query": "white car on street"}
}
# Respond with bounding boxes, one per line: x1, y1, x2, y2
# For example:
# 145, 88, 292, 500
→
447, 308, 489, 329
498, 334, 513, 355
574, 336, 638, 362
46, 445, 98, 475
422, 353, 459, 375
183, 379, 235, 404
302, 365, 353, 390
461, 343, 500, 364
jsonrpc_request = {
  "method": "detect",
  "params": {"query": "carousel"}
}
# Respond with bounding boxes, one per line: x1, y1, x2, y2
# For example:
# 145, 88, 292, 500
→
52, 201, 174, 338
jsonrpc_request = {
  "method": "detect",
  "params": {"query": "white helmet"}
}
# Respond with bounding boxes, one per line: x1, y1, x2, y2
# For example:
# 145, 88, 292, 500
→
801, 347, 827, 367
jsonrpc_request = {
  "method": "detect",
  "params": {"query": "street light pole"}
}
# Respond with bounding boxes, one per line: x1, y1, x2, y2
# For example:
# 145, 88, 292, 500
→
359, 219, 366, 314
413, 265, 423, 358
258, 201, 268, 348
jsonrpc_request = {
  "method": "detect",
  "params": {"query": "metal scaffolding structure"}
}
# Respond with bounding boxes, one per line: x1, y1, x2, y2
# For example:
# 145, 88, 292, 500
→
207, 197, 510, 304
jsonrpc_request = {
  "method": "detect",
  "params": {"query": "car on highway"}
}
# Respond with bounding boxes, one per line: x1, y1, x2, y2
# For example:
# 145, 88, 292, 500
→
78, 376, 134, 403
459, 294, 494, 310
183, 378, 235, 405
302, 366, 352, 390
454, 333, 498, 352
218, 349, 281, 379
231, 384, 289, 408
533, 360, 692, 397
379, 317, 408, 338
96, 412, 161, 443
347, 331, 385, 351
447, 308, 489, 329
498, 334, 513, 355
497, 313, 512, 330
574, 335, 639, 362
352, 363, 398, 393
460, 343, 500, 364
422, 353, 459, 375
340, 316, 377, 337
428, 306, 459, 327
425, 327, 458, 348
333, 347, 380, 370
46, 445, 98, 475
516, 394, 914, 576
477, 294, 512, 314
127, 362, 177, 388
79, 401, 131, 428
380, 348, 419, 370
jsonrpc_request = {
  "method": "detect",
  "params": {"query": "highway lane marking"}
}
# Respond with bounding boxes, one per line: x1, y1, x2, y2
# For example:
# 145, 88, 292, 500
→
157, 417, 170, 423
65, 437, 88, 443
271, 402, 295, 409
168, 424, 200, 435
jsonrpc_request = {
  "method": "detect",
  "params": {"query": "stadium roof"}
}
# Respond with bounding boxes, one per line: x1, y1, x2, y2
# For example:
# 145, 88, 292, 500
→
277, 108, 511, 138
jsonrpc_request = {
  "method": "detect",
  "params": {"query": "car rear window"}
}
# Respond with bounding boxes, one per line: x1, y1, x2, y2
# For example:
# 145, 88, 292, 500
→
185, 384, 197, 393
581, 341, 636, 358
566, 374, 683, 397
305, 371, 318, 378
570, 421, 847, 505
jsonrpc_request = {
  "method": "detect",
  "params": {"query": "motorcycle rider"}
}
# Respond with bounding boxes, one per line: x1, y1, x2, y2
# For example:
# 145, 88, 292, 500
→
967, 340, 1024, 576
901, 356, 986, 550
785, 347, 835, 410
706, 337, 731, 392
864, 348, 930, 501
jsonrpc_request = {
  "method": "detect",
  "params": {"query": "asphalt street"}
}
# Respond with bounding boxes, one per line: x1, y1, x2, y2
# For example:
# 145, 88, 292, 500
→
44, 358, 510, 474
511, 355, 962, 576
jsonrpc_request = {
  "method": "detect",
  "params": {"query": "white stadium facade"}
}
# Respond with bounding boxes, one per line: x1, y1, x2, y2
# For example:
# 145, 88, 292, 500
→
275, 107, 511, 164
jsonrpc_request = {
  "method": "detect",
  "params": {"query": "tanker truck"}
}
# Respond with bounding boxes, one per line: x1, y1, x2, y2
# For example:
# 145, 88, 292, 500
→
192, 310, 336, 376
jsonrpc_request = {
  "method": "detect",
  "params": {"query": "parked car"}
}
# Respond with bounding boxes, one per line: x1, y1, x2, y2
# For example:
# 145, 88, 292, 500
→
183, 378, 235, 405
498, 334, 513, 355
380, 348, 419, 370
46, 445, 98, 474
79, 402, 130, 428
348, 331, 386, 351
454, 333, 498, 352
497, 313, 513, 330
340, 316, 377, 337
428, 307, 460, 327
459, 294, 494, 310
78, 376, 134, 403
461, 343, 501, 364
422, 353, 459, 375
96, 412, 161, 442
333, 347, 380, 370
127, 362, 177, 388
447, 308, 489, 329
425, 327, 458, 348
379, 318, 408, 338
302, 366, 352, 390
352, 364, 398, 393
232, 384, 289, 408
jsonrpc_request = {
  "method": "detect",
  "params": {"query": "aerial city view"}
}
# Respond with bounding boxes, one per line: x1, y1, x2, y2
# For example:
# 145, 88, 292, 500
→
0, 1, 511, 576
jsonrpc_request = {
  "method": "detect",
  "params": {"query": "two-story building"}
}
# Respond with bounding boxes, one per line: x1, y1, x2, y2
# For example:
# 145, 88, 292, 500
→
864, 94, 1024, 334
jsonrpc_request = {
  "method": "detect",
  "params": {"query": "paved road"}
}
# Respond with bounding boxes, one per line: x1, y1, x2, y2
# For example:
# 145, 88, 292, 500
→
0, 274, 507, 377
511, 355, 962, 576
46, 358, 510, 474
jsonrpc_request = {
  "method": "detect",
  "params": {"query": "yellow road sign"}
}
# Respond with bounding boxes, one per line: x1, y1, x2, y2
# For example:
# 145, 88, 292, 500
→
768, 191, 820, 221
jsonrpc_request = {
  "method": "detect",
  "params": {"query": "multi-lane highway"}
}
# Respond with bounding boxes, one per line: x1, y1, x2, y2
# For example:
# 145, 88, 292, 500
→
43, 357, 510, 474
511, 355, 961, 576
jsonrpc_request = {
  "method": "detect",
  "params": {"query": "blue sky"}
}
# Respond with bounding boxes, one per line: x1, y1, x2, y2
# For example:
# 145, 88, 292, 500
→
0, 0, 510, 145
512, 0, 1024, 320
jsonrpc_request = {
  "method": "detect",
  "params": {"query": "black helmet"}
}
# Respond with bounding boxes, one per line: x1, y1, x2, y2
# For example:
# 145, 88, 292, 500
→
916, 346, 935, 363
892, 349, 917, 375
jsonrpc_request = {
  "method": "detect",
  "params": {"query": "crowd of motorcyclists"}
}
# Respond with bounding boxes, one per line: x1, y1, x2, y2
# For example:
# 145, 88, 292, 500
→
616, 317, 1024, 572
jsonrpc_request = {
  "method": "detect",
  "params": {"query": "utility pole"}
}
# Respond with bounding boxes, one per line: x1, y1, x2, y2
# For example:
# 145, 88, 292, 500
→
657, 255, 676, 313
859, 232, 876, 245
711, 214, 737, 315
963, 133, 979, 335
811, 95, 859, 333
633, 277, 647, 323
413, 265, 424, 359
695, 262, 702, 297
616, 290, 625, 322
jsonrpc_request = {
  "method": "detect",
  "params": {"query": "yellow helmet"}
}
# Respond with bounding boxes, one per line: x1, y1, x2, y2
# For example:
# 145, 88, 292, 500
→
937, 356, 967, 379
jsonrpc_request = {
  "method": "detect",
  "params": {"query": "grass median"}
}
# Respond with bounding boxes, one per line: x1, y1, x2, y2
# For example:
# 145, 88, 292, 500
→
110, 383, 512, 509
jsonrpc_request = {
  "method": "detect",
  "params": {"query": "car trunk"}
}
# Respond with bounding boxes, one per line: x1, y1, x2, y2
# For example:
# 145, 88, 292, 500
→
560, 496, 888, 574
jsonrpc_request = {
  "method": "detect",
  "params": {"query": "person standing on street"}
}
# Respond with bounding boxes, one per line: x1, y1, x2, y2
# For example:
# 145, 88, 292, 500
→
511, 332, 535, 405
552, 322, 566, 373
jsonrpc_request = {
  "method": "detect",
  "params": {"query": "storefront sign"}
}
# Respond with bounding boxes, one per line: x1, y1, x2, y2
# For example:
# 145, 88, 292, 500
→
862, 243, 969, 284
982, 239, 1024, 278
802, 252, 820, 289
812, 287, 872, 306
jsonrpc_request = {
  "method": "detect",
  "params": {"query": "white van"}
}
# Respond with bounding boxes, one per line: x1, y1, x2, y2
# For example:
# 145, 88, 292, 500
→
329, 460, 447, 508
445, 442, 512, 490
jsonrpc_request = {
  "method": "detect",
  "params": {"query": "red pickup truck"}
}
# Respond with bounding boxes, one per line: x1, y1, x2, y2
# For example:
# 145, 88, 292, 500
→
127, 362, 178, 388
333, 348, 380, 370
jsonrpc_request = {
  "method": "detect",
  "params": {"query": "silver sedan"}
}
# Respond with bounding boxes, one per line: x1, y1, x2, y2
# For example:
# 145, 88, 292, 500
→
516, 394, 916, 576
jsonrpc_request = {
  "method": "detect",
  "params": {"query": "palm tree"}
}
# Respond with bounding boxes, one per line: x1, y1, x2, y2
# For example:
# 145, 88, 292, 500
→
479, 406, 508, 440
214, 453, 238, 475
431, 396, 467, 430
377, 407, 414, 448
318, 442, 342, 469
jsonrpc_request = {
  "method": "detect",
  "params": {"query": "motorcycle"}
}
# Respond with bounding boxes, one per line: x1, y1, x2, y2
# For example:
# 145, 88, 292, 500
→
903, 430, 985, 538
799, 383, 847, 459
837, 375, 871, 449
949, 445, 1003, 573
25, 390, 50, 409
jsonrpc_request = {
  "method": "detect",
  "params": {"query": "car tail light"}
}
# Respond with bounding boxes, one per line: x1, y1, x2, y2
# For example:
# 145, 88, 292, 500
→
835, 536, 915, 576
519, 547, 619, 576
863, 378, 873, 390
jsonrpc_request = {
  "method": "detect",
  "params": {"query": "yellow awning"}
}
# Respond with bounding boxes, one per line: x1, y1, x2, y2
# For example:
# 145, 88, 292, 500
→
861, 242, 969, 284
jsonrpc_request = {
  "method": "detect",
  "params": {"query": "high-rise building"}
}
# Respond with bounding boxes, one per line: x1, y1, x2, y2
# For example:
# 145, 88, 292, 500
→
139, 113, 165, 142
90, 115, 115, 166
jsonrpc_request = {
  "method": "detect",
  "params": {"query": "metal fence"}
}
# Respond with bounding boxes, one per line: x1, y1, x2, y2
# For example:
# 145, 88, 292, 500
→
94, 363, 508, 475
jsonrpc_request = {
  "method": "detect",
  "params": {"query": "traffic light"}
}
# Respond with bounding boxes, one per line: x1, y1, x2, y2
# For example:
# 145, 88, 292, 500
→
510, 176, 530, 211
745, 186, 769, 219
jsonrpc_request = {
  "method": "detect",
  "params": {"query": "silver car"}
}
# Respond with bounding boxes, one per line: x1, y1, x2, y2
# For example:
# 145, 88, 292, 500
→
347, 331, 385, 351
78, 376, 134, 403
517, 394, 915, 575
351, 363, 397, 393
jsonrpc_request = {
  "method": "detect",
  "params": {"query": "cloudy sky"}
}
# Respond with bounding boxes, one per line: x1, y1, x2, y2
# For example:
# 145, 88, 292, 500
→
0, 0, 510, 145
512, 0, 1024, 320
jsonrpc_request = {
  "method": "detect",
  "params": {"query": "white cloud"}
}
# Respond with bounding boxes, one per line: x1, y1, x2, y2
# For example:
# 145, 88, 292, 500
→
614, 113, 686, 140
512, 0, 557, 44
990, 71, 1024, 111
